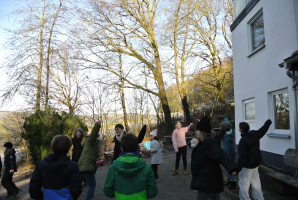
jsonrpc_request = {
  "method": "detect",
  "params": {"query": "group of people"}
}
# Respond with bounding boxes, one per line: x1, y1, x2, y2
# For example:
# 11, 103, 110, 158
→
171, 116, 272, 200
0, 115, 272, 200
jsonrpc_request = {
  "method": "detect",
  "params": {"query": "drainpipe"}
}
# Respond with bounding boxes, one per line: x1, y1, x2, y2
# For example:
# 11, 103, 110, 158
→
286, 63, 298, 150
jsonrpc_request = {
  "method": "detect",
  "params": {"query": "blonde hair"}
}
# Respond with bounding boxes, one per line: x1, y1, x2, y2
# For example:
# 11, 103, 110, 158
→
199, 130, 216, 142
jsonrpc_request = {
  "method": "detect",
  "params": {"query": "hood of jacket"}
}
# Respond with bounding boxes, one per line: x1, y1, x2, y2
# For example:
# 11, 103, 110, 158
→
112, 153, 146, 177
43, 153, 71, 173
223, 117, 230, 123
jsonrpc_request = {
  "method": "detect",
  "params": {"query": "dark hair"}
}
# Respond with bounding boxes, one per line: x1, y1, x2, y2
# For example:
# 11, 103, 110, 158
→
4, 148, 12, 157
51, 135, 72, 155
120, 133, 138, 152
153, 136, 159, 142
239, 122, 250, 134
175, 121, 181, 125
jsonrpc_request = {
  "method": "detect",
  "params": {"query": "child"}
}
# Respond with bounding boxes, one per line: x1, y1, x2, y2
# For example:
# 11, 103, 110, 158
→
112, 124, 147, 162
104, 133, 158, 199
146, 129, 162, 181
191, 116, 239, 200
172, 121, 193, 175
2, 142, 21, 198
29, 135, 82, 200
237, 119, 272, 200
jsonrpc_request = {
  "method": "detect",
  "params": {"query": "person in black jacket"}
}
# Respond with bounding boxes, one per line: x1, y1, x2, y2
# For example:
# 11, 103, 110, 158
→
29, 135, 82, 200
2, 142, 21, 198
111, 124, 146, 163
72, 128, 84, 163
237, 119, 272, 200
190, 116, 239, 200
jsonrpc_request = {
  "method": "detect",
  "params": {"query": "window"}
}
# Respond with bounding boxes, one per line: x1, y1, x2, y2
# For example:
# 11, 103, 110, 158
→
252, 14, 265, 50
243, 98, 256, 130
247, 9, 265, 56
269, 89, 291, 135
273, 92, 290, 130
245, 102, 255, 120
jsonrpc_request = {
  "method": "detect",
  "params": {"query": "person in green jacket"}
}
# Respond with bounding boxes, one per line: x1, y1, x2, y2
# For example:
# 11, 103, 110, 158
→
104, 133, 158, 200
78, 120, 101, 200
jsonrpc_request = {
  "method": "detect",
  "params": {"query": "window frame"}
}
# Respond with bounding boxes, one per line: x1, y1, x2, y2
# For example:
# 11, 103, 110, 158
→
268, 88, 291, 135
247, 9, 265, 56
243, 98, 256, 123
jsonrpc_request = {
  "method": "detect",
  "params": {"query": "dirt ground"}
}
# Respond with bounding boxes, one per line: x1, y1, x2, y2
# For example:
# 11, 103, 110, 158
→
0, 145, 297, 200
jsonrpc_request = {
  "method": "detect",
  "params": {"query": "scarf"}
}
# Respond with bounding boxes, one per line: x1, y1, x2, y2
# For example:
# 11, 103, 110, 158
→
116, 131, 125, 142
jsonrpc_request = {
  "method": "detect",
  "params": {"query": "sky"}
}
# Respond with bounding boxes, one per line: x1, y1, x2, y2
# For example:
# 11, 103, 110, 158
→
0, 0, 28, 111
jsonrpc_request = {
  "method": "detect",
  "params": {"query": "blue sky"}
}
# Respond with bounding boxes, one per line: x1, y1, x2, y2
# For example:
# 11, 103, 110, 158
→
0, 1, 26, 111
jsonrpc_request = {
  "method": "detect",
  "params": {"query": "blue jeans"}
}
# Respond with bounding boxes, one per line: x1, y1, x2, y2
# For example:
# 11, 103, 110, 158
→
238, 167, 264, 200
223, 167, 235, 181
81, 171, 96, 200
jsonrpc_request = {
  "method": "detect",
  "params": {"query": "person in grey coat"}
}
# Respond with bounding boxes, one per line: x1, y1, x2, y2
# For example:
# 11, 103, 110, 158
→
146, 129, 162, 181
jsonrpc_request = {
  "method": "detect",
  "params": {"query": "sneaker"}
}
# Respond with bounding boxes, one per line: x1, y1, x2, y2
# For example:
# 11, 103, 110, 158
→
172, 169, 178, 175
155, 178, 160, 181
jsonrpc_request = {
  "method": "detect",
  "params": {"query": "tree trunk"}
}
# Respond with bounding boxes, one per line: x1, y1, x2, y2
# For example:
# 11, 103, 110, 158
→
36, 0, 46, 111
45, 0, 63, 109
119, 53, 129, 132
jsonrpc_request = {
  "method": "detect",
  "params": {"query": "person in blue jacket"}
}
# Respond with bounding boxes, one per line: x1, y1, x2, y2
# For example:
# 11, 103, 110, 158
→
220, 118, 237, 189
29, 135, 82, 200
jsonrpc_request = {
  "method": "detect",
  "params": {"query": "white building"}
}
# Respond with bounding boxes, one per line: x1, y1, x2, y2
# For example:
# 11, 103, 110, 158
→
231, 0, 298, 174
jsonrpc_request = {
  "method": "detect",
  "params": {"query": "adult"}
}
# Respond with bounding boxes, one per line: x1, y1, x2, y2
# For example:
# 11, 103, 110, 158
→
78, 121, 101, 200
191, 116, 239, 200
172, 121, 193, 175
2, 142, 21, 198
72, 128, 84, 163
237, 119, 272, 200
29, 135, 82, 200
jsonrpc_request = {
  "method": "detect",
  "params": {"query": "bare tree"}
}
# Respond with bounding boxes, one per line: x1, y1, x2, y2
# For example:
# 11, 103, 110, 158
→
74, 0, 173, 133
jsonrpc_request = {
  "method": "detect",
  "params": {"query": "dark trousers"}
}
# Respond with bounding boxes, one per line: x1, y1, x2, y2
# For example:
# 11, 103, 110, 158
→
151, 164, 159, 179
196, 191, 221, 200
175, 145, 187, 170
1, 172, 19, 195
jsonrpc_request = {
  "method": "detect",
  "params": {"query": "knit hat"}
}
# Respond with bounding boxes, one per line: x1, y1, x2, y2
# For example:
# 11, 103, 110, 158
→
220, 121, 232, 131
149, 129, 158, 137
115, 124, 124, 129
196, 116, 211, 132
76, 128, 83, 134
4, 142, 13, 148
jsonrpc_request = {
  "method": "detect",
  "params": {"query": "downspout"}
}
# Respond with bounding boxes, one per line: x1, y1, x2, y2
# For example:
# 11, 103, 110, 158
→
286, 63, 298, 150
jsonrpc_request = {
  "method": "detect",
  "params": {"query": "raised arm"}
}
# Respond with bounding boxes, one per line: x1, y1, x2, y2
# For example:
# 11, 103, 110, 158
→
256, 119, 272, 139
89, 121, 101, 147
138, 124, 147, 143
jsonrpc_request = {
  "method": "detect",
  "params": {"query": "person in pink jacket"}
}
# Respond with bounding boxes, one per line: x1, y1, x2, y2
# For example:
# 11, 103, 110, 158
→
172, 121, 193, 175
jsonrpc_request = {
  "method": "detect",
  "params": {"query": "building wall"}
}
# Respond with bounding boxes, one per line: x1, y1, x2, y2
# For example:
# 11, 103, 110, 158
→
232, 0, 298, 160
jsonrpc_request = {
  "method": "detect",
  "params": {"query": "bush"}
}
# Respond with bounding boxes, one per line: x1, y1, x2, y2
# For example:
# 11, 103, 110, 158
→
21, 108, 87, 165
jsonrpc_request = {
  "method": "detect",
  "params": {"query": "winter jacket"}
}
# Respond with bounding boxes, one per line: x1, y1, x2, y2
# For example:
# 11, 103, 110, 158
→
172, 126, 190, 152
29, 153, 82, 200
149, 140, 162, 165
78, 123, 101, 173
104, 153, 158, 199
4, 149, 17, 172
220, 118, 236, 160
71, 137, 83, 163
191, 138, 238, 193
237, 119, 272, 170
112, 131, 127, 162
